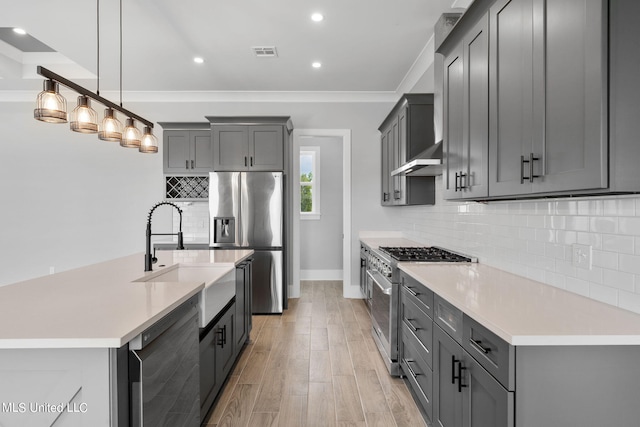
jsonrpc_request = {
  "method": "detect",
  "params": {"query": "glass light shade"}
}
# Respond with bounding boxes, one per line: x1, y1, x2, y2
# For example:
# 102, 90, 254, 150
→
139, 126, 158, 153
70, 96, 98, 133
121, 118, 141, 148
34, 80, 67, 123
98, 108, 123, 142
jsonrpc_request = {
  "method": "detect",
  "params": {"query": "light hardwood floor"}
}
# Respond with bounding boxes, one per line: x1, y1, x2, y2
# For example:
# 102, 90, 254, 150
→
204, 280, 427, 427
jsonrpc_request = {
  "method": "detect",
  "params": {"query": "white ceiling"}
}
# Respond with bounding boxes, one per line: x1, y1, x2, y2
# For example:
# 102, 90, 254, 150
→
0, 0, 466, 98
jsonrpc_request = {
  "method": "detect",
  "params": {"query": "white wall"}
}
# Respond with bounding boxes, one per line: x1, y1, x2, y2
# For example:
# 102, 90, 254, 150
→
0, 103, 164, 286
299, 136, 343, 279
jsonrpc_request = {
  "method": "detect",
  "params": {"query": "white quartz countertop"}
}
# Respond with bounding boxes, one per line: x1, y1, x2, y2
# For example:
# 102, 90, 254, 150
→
399, 263, 640, 346
0, 249, 253, 349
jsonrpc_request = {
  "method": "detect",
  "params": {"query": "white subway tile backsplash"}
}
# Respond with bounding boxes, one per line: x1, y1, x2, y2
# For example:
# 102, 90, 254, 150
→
565, 277, 590, 297
619, 217, 640, 236
589, 283, 618, 306
589, 216, 618, 234
592, 250, 618, 270
619, 254, 640, 275
618, 291, 640, 314
602, 234, 635, 254
396, 177, 640, 314
603, 269, 635, 292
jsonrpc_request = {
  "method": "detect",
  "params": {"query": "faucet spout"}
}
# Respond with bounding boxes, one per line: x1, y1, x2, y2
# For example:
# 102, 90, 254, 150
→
144, 201, 185, 272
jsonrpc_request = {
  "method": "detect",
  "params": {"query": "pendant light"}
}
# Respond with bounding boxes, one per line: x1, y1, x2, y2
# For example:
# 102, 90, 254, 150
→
32, 0, 156, 153
70, 95, 98, 133
34, 79, 68, 123
98, 108, 123, 141
139, 126, 158, 153
121, 118, 141, 148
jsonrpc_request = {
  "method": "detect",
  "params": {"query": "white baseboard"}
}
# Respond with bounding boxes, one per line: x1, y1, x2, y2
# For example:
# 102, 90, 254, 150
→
299, 269, 343, 281
343, 285, 365, 299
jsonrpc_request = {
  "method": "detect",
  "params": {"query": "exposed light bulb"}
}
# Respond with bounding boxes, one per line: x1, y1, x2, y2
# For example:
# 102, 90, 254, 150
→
121, 118, 141, 148
139, 126, 158, 153
70, 96, 98, 133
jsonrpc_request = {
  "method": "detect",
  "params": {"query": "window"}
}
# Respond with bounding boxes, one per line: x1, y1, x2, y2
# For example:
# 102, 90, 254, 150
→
300, 147, 320, 219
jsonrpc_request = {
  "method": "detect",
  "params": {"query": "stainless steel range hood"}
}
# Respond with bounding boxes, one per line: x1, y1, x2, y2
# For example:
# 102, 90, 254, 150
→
391, 141, 443, 177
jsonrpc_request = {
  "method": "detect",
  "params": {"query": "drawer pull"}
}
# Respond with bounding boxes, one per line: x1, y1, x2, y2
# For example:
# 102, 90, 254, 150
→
403, 285, 419, 297
469, 338, 491, 354
457, 362, 467, 393
404, 318, 421, 333
402, 358, 420, 378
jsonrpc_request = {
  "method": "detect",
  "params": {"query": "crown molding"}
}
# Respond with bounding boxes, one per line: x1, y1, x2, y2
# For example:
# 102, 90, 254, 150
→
395, 34, 436, 94
0, 89, 400, 103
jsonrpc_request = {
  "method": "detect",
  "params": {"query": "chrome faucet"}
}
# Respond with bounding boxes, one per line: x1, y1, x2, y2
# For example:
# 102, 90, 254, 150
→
145, 201, 185, 271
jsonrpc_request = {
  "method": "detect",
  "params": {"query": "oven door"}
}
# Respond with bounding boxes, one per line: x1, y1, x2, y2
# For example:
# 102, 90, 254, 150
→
368, 270, 395, 360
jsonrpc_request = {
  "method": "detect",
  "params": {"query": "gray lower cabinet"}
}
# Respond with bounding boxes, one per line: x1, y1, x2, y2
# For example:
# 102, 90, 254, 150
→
163, 129, 214, 174
433, 324, 514, 427
234, 259, 252, 355
213, 125, 284, 171
200, 301, 236, 422
399, 272, 435, 424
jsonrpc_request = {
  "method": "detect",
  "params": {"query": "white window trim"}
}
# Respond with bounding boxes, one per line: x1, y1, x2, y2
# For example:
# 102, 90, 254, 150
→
300, 146, 321, 220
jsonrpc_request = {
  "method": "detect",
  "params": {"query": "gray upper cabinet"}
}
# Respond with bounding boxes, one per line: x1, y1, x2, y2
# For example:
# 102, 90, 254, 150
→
213, 125, 284, 171
163, 129, 214, 174
488, 0, 606, 197
379, 94, 436, 206
438, 0, 640, 200
443, 14, 490, 200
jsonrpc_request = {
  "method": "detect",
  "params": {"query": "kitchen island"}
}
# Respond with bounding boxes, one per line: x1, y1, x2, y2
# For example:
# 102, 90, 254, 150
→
0, 249, 252, 426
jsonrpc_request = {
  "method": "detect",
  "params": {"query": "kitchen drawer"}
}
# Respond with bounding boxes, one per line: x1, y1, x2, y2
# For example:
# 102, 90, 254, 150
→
400, 289, 433, 366
401, 328, 433, 422
434, 294, 463, 344
401, 272, 434, 318
463, 314, 515, 391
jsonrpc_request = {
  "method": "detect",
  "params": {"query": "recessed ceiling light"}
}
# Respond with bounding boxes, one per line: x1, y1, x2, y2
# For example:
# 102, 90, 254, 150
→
13, 28, 27, 35
312, 62, 322, 69
311, 13, 324, 22
193, 57, 204, 64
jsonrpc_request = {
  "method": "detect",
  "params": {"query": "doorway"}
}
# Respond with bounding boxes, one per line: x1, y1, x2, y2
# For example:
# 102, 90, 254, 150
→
291, 129, 351, 298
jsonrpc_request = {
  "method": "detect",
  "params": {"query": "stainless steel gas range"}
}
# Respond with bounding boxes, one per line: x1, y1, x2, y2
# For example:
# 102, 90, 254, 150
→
367, 246, 476, 376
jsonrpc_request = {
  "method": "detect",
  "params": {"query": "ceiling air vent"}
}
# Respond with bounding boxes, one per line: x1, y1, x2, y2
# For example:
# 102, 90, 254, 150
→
252, 46, 278, 58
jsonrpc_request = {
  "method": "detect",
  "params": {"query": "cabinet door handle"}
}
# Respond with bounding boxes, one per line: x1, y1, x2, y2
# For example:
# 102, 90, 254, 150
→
191, 160, 194, 169
520, 155, 528, 184
217, 327, 224, 347
451, 355, 458, 385
394, 190, 401, 200
454, 172, 459, 192
245, 156, 247, 167
250, 157, 253, 167
459, 171, 467, 190
383, 192, 389, 202
529, 153, 539, 182
402, 358, 420, 378
403, 318, 421, 333
186, 160, 189, 169
521, 153, 540, 183
469, 338, 491, 354
457, 362, 467, 392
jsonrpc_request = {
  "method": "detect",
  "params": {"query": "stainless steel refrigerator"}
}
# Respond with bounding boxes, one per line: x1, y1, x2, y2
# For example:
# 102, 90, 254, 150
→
209, 172, 285, 314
